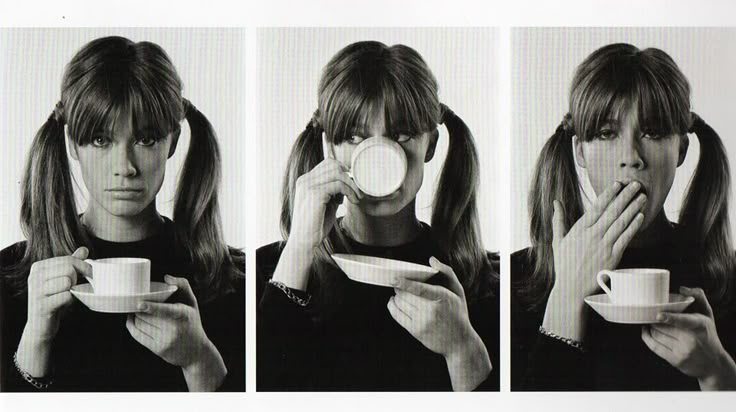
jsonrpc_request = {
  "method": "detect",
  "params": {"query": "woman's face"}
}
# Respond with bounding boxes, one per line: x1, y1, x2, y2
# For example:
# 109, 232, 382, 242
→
575, 108, 687, 230
326, 113, 438, 217
69, 115, 175, 219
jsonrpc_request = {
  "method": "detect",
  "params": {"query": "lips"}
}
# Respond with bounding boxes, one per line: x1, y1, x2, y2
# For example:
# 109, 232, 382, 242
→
106, 188, 144, 199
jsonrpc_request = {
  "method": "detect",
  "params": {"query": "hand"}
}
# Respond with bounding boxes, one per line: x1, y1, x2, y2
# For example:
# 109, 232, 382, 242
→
288, 158, 363, 251
17, 247, 92, 377
273, 158, 364, 291
544, 181, 646, 341
642, 286, 736, 390
126, 275, 226, 391
388, 257, 491, 391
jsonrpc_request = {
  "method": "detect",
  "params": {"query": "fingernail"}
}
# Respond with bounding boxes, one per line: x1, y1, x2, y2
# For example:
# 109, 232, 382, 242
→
429, 256, 437, 265
657, 313, 667, 322
164, 275, 174, 282
137, 302, 147, 311
680, 286, 691, 293
631, 181, 641, 190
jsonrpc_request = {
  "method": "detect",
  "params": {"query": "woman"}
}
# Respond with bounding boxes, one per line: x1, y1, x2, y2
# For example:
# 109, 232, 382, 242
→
511, 42, 736, 391
0, 36, 245, 392
256, 41, 499, 391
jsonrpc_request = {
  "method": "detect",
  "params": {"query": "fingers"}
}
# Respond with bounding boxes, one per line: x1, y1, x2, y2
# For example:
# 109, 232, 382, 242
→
580, 181, 622, 226
593, 181, 643, 233
394, 290, 422, 312
393, 278, 445, 301
387, 295, 413, 331
305, 159, 364, 203
71, 246, 89, 260
680, 286, 714, 319
44, 290, 74, 310
428, 257, 465, 298
133, 313, 161, 337
165, 275, 197, 309
610, 213, 644, 258
602, 192, 647, 246
552, 200, 566, 246
647, 324, 679, 351
641, 325, 676, 364
42, 276, 73, 296
126, 315, 156, 349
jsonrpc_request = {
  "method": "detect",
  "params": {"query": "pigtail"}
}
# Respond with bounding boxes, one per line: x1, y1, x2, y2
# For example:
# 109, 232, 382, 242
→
679, 113, 735, 310
173, 100, 242, 302
431, 104, 494, 302
523, 114, 583, 308
9, 103, 88, 294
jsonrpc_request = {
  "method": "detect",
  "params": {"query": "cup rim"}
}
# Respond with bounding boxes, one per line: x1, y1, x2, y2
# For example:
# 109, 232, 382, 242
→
608, 268, 669, 276
350, 137, 408, 197
91, 257, 151, 265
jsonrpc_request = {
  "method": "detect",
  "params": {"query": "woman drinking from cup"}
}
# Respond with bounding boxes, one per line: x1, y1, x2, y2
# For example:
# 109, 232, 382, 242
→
256, 41, 499, 391
0, 36, 245, 391
511, 42, 736, 391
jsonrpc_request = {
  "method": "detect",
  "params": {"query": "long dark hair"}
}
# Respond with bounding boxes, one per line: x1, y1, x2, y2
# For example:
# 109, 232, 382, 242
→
280, 41, 495, 309
524, 43, 734, 311
7, 36, 243, 301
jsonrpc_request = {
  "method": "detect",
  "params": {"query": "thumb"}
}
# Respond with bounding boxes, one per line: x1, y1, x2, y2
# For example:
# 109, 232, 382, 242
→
165, 275, 198, 309
552, 200, 566, 246
72, 246, 89, 260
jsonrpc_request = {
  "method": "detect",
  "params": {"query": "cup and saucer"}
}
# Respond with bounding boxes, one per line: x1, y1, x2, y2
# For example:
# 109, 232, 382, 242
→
70, 258, 177, 313
584, 268, 694, 324
331, 254, 438, 287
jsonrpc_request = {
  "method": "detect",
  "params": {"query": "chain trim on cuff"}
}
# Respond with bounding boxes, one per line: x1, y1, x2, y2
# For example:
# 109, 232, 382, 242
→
538, 325, 585, 352
13, 350, 53, 389
268, 280, 311, 307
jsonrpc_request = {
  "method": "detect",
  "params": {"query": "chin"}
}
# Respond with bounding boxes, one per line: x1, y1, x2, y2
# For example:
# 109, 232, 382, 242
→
102, 200, 151, 218
358, 198, 408, 217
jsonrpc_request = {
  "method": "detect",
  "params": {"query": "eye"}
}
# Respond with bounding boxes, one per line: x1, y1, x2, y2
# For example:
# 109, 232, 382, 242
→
347, 135, 365, 145
136, 135, 159, 147
91, 136, 111, 147
593, 128, 618, 141
396, 133, 412, 143
641, 130, 663, 140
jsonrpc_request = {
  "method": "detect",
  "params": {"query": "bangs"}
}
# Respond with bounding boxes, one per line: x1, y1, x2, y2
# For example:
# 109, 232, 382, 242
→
573, 47, 691, 141
320, 43, 439, 144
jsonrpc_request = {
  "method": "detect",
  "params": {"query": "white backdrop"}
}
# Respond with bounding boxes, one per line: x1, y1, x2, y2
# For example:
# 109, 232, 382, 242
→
0, 28, 247, 250
256, 27, 501, 251
511, 27, 736, 252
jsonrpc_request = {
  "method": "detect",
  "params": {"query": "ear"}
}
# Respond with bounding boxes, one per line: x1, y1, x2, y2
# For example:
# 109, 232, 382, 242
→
168, 127, 181, 159
677, 134, 689, 167
424, 129, 440, 163
321, 132, 332, 160
67, 135, 79, 161
573, 135, 587, 168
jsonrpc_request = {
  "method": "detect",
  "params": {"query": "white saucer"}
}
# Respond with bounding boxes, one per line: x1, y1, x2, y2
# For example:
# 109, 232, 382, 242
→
332, 254, 438, 287
70, 282, 178, 313
584, 293, 695, 324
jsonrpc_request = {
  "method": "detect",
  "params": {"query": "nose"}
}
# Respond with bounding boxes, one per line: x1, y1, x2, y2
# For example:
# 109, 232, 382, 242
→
617, 132, 645, 170
111, 144, 138, 177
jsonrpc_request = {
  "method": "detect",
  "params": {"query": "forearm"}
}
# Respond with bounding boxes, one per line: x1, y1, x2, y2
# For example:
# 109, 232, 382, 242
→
271, 241, 315, 291
182, 340, 227, 392
15, 329, 54, 378
445, 333, 492, 391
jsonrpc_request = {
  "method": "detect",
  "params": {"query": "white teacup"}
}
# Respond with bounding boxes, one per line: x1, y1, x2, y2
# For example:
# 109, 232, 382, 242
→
350, 137, 407, 197
596, 268, 670, 306
84, 257, 151, 296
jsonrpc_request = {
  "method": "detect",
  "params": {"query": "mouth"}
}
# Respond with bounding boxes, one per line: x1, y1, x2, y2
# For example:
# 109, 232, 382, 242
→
106, 188, 144, 199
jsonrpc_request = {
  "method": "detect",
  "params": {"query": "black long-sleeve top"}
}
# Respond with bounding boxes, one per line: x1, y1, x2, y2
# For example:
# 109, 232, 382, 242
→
0, 218, 245, 392
257, 223, 500, 391
511, 224, 736, 391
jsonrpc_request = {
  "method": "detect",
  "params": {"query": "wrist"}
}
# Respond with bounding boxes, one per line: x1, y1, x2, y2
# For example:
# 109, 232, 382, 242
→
444, 332, 492, 391
182, 340, 227, 392
17, 329, 55, 377
699, 350, 736, 391
543, 288, 588, 342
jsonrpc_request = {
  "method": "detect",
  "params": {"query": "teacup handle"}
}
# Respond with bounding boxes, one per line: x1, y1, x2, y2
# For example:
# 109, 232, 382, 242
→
596, 270, 614, 299
83, 259, 95, 289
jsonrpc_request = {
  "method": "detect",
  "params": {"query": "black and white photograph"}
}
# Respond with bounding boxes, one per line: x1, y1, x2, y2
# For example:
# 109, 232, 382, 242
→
0, 28, 247, 392
510, 27, 736, 391
255, 28, 501, 391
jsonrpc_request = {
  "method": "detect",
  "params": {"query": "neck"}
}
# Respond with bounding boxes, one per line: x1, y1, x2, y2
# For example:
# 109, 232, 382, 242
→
82, 202, 164, 242
341, 201, 422, 247
629, 210, 673, 248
